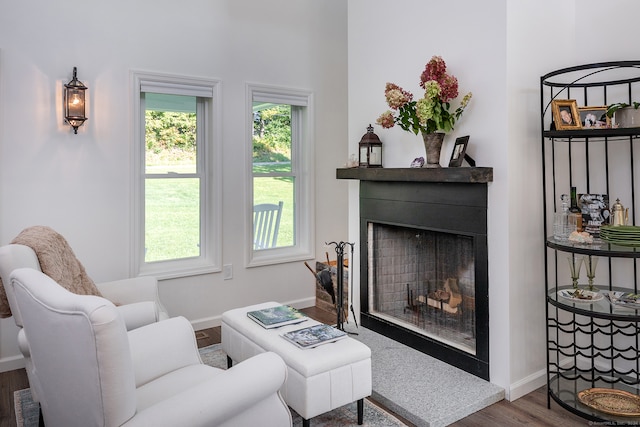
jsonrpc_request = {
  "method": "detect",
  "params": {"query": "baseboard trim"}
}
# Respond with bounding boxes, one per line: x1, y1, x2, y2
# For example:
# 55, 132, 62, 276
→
508, 367, 546, 401
0, 354, 25, 374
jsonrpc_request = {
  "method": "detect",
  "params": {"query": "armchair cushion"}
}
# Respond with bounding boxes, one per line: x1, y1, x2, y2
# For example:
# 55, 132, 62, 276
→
128, 315, 204, 387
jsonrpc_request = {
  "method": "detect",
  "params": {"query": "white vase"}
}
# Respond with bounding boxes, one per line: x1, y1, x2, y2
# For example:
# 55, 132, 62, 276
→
614, 107, 640, 128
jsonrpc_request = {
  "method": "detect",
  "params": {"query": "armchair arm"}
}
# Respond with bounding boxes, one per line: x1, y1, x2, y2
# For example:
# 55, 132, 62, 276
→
97, 276, 169, 320
115, 301, 158, 331
128, 316, 202, 387
124, 352, 290, 427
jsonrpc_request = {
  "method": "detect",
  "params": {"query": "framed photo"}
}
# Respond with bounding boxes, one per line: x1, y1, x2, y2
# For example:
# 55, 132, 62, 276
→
449, 135, 469, 167
552, 99, 582, 130
578, 106, 610, 129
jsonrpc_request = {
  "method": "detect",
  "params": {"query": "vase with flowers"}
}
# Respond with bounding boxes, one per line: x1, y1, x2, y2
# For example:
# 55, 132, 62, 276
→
376, 55, 472, 167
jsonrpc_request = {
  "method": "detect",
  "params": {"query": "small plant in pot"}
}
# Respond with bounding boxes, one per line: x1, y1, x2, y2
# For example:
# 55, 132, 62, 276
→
607, 101, 640, 128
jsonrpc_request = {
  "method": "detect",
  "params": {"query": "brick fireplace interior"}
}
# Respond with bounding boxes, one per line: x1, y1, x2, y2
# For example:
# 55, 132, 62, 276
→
338, 167, 492, 380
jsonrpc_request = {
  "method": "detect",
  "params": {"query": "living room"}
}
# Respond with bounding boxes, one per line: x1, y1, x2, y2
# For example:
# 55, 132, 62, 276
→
0, 0, 637, 422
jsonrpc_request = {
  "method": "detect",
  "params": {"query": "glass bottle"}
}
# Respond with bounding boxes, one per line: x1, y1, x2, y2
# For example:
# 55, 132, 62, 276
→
553, 194, 571, 241
569, 187, 583, 232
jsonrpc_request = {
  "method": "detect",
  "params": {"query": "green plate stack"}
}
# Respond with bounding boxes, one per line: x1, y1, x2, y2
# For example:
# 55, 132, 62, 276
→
600, 225, 640, 246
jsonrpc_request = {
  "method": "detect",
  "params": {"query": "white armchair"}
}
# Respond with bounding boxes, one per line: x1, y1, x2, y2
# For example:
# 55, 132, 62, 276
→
9, 268, 292, 427
0, 228, 168, 406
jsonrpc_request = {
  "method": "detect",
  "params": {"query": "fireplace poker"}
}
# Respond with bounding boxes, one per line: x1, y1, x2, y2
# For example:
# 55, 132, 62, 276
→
348, 242, 358, 330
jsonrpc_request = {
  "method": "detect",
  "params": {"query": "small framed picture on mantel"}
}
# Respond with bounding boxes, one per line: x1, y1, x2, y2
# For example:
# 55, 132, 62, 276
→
449, 135, 471, 167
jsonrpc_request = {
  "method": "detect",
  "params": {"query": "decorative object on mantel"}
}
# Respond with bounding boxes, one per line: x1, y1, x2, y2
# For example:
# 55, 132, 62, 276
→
421, 132, 445, 168
358, 124, 383, 168
410, 156, 425, 168
376, 55, 472, 168
346, 153, 359, 168
448, 135, 473, 167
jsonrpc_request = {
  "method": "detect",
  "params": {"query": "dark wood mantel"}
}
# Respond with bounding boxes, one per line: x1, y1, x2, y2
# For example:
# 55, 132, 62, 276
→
336, 167, 493, 183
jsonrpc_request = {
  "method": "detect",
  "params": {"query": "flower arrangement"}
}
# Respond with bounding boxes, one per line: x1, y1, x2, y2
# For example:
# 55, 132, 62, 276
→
376, 56, 472, 136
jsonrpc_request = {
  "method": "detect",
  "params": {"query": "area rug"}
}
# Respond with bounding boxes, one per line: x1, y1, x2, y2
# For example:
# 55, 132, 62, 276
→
15, 344, 407, 427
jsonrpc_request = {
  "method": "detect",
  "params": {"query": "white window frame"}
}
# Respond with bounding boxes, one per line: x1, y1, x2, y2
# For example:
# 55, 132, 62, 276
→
247, 84, 315, 267
131, 70, 222, 279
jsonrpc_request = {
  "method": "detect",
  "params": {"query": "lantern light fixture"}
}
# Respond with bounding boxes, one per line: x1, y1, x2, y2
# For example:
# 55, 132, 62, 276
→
64, 67, 88, 134
358, 124, 383, 168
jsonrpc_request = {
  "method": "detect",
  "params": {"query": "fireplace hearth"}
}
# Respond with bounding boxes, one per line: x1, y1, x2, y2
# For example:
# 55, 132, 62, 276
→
337, 167, 492, 380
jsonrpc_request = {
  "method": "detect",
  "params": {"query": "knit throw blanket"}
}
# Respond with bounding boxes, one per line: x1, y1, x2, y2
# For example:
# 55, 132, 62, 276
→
0, 226, 102, 318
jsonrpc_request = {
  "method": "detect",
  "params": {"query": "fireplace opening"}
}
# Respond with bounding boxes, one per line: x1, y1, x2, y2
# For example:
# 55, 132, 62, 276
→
368, 223, 476, 356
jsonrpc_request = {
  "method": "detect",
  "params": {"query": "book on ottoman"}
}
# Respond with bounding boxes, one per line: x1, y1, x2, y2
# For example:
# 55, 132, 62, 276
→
282, 324, 347, 349
247, 305, 308, 329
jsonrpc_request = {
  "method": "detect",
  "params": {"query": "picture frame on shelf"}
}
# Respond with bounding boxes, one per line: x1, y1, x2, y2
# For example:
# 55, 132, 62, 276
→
578, 106, 610, 129
448, 135, 470, 167
552, 99, 582, 130
578, 193, 610, 237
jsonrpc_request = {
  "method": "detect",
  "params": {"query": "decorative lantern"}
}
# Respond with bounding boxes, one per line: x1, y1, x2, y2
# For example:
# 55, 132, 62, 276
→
358, 124, 382, 168
64, 67, 88, 134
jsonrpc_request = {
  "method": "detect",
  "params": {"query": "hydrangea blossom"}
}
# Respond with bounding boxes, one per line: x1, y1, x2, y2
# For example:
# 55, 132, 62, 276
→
377, 110, 396, 128
384, 83, 413, 110
420, 56, 447, 85
376, 55, 472, 136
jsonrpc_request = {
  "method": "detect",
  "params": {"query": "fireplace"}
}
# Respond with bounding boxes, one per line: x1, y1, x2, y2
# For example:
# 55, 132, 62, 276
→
337, 167, 492, 380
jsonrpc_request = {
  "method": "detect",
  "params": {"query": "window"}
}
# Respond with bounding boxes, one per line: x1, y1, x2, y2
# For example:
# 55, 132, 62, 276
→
248, 85, 314, 266
132, 71, 221, 278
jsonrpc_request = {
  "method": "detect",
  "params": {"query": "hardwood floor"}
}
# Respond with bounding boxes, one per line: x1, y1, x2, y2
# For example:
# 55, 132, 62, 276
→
0, 306, 589, 427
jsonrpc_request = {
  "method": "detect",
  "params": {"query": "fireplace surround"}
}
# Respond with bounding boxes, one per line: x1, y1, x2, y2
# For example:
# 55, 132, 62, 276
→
337, 167, 493, 380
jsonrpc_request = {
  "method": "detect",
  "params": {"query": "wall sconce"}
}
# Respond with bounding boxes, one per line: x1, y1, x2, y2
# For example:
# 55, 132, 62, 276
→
64, 67, 88, 134
358, 124, 383, 168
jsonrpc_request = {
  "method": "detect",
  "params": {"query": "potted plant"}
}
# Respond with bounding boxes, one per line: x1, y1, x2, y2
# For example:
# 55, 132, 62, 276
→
606, 101, 640, 128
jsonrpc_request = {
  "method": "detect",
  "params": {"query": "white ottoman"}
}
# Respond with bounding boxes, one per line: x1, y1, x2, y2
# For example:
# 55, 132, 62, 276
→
222, 302, 372, 426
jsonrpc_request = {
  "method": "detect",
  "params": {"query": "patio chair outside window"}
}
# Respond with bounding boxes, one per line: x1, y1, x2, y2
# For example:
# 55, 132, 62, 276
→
254, 201, 284, 250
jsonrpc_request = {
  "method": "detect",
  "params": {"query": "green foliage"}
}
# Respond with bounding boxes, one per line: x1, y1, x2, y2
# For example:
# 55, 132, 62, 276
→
145, 111, 196, 153
253, 105, 291, 162
606, 102, 640, 118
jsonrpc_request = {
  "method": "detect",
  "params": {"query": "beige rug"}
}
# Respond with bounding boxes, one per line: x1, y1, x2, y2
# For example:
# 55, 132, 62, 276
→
15, 344, 407, 427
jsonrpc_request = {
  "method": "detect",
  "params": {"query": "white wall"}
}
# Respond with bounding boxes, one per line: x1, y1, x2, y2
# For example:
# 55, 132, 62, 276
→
349, 0, 640, 400
0, 0, 348, 371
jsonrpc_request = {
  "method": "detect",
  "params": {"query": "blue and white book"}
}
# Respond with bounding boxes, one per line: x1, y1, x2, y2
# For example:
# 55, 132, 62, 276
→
282, 324, 347, 349
247, 305, 308, 329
